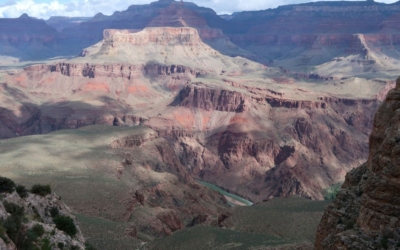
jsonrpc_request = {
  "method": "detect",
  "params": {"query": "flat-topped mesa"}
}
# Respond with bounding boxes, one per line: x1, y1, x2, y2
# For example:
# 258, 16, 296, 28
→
102, 27, 206, 46
77, 26, 236, 73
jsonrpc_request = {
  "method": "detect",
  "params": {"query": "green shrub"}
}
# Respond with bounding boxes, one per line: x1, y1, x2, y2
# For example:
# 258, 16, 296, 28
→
381, 237, 388, 249
323, 182, 343, 200
70, 245, 80, 250
31, 184, 51, 196
32, 206, 44, 222
2, 202, 25, 243
53, 216, 77, 237
3, 216, 20, 242
19, 224, 48, 250
20, 228, 40, 249
0, 224, 9, 243
16, 185, 28, 198
31, 224, 45, 237
85, 242, 97, 250
41, 238, 52, 250
58, 242, 65, 249
0, 176, 15, 193
49, 207, 59, 218
3, 201, 24, 217
344, 220, 354, 230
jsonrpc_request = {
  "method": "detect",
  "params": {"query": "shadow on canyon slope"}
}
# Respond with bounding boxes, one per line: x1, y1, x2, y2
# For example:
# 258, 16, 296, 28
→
0, 98, 129, 139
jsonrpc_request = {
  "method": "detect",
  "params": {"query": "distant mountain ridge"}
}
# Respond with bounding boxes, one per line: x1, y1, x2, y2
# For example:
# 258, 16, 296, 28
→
4, 0, 400, 65
45, 16, 91, 32
0, 14, 59, 60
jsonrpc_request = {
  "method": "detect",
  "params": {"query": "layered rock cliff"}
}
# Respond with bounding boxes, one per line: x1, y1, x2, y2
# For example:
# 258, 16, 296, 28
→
315, 78, 400, 249
25, 63, 200, 79
178, 83, 250, 112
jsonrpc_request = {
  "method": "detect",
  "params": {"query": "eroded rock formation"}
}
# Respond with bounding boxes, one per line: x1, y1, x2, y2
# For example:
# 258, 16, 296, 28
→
315, 78, 400, 249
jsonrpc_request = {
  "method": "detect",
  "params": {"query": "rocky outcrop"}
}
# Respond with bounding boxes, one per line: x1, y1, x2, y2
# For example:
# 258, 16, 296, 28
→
0, 182, 86, 249
111, 131, 158, 148
266, 98, 326, 109
315, 78, 400, 249
178, 83, 250, 112
264, 96, 376, 109
25, 63, 200, 79
113, 115, 148, 126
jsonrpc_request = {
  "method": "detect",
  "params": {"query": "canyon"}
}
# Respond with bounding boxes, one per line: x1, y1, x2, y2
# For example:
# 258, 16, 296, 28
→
0, 26, 389, 202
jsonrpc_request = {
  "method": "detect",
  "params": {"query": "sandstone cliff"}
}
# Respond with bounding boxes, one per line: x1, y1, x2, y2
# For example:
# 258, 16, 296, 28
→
315, 77, 400, 249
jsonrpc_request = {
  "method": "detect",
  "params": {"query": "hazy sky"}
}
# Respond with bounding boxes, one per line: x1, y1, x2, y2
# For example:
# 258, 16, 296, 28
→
0, 0, 398, 19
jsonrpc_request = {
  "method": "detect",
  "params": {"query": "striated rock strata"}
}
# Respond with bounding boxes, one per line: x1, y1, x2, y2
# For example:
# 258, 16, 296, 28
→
178, 83, 250, 112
